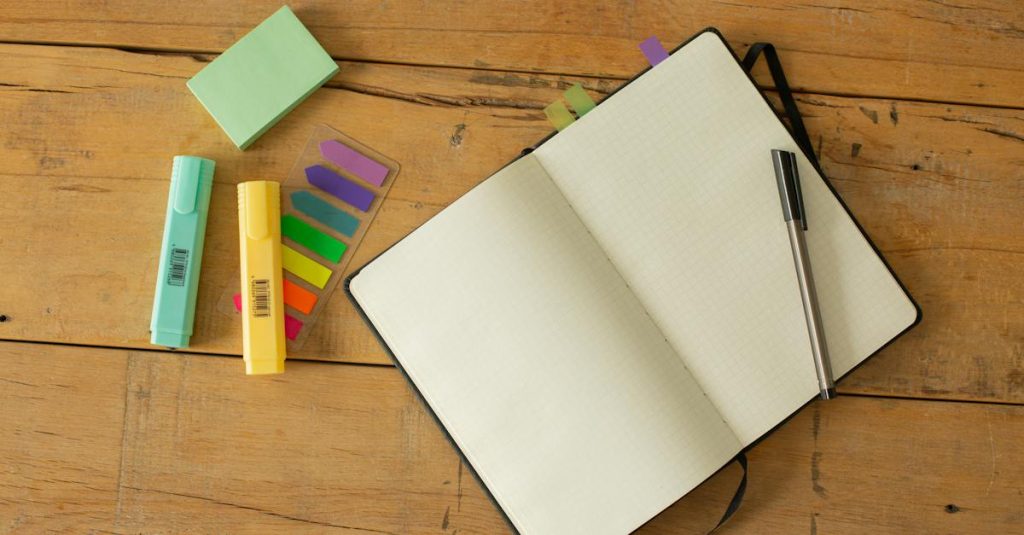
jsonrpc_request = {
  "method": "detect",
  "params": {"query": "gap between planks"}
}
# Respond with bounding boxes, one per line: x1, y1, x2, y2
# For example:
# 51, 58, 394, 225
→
1, 38, 1022, 113
0, 337, 395, 369
3, 337, 1022, 408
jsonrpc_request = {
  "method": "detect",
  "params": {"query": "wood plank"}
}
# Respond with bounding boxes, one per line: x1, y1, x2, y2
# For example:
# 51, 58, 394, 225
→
116, 352, 500, 534
1, 341, 1023, 533
648, 397, 1024, 533
0, 43, 1020, 402
0, 342, 125, 532
799, 95, 1024, 403
0, 1, 1021, 107
0, 43, 559, 363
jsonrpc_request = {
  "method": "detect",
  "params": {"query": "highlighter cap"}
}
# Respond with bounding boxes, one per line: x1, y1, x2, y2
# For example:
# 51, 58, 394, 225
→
150, 155, 216, 348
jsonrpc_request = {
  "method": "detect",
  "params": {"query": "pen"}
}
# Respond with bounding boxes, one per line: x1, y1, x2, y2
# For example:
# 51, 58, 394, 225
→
150, 156, 216, 348
237, 180, 287, 374
771, 149, 836, 400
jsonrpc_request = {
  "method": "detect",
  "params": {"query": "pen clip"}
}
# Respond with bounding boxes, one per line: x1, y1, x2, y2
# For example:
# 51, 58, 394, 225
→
771, 149, 808, 230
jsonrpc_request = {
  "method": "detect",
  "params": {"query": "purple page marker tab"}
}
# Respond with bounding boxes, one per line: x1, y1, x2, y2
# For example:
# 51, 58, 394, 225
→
320, 139, 390, 187
639, 36, 670, 67
305, 164, 376, 212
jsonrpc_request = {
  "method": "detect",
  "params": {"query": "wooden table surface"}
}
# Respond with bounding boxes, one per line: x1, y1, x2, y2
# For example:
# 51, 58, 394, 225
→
1, 2, 1021, 533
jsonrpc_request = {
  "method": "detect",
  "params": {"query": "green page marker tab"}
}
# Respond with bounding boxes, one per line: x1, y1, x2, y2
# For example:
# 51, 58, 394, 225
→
564, 83, 596, 117
290, 191, 359, 237
544, 100, 575, 131
186, 6, 339, 149
281, 214, 347, 263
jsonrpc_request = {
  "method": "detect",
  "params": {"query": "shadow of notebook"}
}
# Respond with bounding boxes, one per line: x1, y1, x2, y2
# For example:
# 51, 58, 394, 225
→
348, 30, 919, 535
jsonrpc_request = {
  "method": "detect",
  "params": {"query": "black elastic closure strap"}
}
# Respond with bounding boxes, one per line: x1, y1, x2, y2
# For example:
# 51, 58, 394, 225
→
710, 452, 748, 533
742, 43, 820, 172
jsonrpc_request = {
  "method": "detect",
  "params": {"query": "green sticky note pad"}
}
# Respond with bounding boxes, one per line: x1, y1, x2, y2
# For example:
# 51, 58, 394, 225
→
282, 214, 347, 263
186, 6, 339, 149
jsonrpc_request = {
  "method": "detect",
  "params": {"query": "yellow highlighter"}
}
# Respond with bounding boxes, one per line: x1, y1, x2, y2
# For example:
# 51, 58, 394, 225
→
237, 181, 287, 374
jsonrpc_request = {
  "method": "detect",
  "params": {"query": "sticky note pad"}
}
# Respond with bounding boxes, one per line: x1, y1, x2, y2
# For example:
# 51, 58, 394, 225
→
282, 214, 347, 262
544, 100, 575, 131
282, 245, 332, 288
291, 191, 360, 237
186, 6, 339, 149
306, 164, 376, 212
320, 140, 390, 187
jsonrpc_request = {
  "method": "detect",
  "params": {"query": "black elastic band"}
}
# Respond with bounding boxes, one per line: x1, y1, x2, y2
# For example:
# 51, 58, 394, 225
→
742, 43, 820, 172
709, 452, 748, 533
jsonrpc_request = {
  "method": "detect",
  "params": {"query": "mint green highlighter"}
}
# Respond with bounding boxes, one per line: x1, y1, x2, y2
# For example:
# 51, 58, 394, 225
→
150, 156, 216, 348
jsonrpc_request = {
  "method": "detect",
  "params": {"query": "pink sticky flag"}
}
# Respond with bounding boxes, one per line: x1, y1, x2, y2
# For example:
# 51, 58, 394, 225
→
639, 36, 670, 67
319, 139, 390, 187
284, 315, 303, 340
233, 293, 304, 340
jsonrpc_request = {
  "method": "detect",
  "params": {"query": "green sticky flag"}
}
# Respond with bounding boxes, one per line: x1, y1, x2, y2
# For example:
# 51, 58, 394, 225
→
281, 214, 347, 263
290, 190, 360, 237
563, 83, 596, 117
187, 6, 339, 149
544, 100, 575, 131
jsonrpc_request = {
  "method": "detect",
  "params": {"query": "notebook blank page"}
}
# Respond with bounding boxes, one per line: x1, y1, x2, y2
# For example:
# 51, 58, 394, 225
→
536, 32, 918, 445
350, 155, 740, 535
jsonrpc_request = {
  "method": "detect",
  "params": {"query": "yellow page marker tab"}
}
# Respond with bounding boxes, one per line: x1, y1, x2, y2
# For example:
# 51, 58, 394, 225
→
544, 100, 575, 131
282, 245, 332, 288
563, 83, 596, 117
237, 181, 286, 375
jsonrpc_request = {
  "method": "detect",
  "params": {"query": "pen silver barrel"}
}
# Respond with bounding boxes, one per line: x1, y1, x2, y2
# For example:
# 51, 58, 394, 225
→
785, 219, 836, 399
772, 149, 837, 400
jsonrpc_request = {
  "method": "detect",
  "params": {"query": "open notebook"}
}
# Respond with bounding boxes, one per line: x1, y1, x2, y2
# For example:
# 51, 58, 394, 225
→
347, 30, 919, 535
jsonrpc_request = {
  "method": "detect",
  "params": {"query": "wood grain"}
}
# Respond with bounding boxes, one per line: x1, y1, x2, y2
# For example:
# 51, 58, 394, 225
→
2, 4, 1021, 534
1, 341, 1022, 533
0, 42, 1020, 402
0, 1, 1022, 107
0, 342, 125, 532
795, 94, 1024, 403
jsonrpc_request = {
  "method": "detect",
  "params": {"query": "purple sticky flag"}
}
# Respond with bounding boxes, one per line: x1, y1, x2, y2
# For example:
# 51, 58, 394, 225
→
320, 139, 390, 187
305, 164, 376, 212
639, 36, 669, 67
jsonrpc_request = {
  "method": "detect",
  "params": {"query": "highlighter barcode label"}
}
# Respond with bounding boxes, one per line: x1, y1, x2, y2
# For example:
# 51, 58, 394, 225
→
167, 248, 189, 286
251, 279, 271, 317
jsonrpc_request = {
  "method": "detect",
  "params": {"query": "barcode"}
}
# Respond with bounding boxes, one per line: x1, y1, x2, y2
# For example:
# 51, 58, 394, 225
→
167, 248, 188, 286
251, 279, 271, 317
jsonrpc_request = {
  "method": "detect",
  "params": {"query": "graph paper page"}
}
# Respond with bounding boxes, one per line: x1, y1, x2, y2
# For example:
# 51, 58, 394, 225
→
536, 32, 918, 445
350, 155, 741, 535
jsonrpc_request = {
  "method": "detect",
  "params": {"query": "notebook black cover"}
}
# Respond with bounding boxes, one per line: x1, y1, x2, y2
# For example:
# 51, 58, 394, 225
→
343, 27, 922, 533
